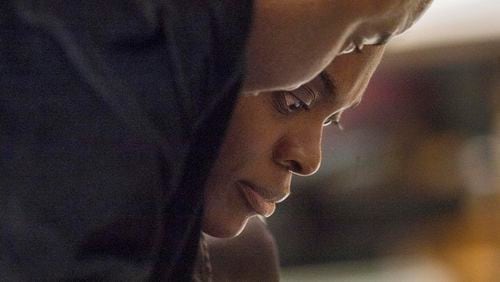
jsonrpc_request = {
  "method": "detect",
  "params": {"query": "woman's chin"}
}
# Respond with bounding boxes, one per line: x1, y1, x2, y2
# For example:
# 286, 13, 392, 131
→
202, 216, 250, 238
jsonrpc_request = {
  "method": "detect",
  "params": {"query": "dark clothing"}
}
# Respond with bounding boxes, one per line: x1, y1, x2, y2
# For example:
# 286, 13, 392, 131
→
0, 1, 253, 280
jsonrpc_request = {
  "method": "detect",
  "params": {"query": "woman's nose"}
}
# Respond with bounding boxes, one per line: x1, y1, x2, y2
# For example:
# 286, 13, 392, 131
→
273, 126, 322, 176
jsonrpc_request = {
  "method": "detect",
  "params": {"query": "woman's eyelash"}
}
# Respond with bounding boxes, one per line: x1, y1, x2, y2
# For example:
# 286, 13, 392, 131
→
300, 86, 317, 106
354, 44, 364, 54
324, 114, 343, 130
274, 91, 345, 130
273, 91, 308, 114
332, 119, 344, 130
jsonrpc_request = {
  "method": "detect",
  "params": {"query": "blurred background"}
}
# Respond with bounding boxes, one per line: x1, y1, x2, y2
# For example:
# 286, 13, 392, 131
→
268, 1, 500, 281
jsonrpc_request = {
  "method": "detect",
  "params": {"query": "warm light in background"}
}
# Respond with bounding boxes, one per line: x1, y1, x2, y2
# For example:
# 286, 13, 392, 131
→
389, 0, 500, 51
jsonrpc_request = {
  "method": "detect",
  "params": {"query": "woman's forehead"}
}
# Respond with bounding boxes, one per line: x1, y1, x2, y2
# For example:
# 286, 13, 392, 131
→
322, 45, 386, 106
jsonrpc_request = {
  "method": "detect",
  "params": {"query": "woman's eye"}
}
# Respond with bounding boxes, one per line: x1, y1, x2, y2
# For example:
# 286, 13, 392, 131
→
341, 42, 363, 55
284, 93, 306, 111
323, 114, 343, 130
274, 91, 308, 114
354, 43, 364, 54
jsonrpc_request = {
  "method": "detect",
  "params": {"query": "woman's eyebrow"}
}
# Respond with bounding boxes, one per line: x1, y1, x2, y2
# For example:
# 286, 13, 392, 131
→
319, 71, 337, 100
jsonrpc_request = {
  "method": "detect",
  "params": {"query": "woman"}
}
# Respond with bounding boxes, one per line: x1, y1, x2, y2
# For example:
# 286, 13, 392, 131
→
0, 0, 432, 280
206, 44, 387, 237
199, 45, 396, 281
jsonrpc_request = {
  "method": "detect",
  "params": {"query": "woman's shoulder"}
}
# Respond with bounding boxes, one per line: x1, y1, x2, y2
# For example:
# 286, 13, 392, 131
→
207, 217, 280, 281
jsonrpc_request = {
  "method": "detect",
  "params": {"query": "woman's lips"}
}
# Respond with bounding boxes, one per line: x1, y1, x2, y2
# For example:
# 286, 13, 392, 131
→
238, 182, 276, 217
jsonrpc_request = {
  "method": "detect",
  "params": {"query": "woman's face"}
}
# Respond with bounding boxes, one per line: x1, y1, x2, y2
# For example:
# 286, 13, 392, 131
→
203, 46, 386, 238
